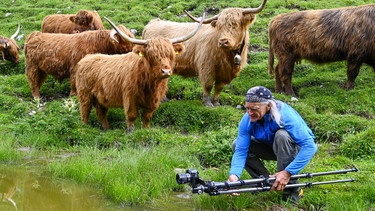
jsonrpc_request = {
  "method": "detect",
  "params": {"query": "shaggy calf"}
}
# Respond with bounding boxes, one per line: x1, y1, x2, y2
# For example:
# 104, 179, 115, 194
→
41, 9, 104, 33
75, 16, 203, 133
25, 25, 134, 98
268, 4, 375, 96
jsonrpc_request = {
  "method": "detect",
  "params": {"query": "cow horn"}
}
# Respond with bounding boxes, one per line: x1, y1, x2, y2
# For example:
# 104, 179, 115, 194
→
184, 0, 266, 23
242, 0, 267, 14
170, 12, 205, 44
184, 10, 219, 24
105, 13, 204, 45
10, 23, 21, 40
104, 17, 148, 45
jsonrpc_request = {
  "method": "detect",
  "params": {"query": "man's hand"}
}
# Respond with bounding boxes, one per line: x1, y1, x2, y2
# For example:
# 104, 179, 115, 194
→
270, 170, 291, 191
228, 174, 239, 182
227, 174, 240, 196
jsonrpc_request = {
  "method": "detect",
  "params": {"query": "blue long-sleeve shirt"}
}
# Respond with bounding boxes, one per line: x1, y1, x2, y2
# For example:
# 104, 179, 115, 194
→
229, 100, 317, 179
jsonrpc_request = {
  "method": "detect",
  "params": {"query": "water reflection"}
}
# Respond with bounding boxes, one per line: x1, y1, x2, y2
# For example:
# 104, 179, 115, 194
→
0, 165, 121, 211
0, 168, 17, 210
0, 164, 204, 211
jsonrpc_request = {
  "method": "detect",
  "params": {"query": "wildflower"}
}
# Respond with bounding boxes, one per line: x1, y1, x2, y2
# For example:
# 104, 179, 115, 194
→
63, 98, 77, 112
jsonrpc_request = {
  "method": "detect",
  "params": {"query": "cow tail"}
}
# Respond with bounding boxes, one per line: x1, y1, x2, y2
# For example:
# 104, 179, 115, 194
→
268, 42, 274, 75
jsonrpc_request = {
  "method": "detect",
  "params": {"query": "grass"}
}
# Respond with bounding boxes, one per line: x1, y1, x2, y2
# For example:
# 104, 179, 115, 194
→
1, 0, 374, 210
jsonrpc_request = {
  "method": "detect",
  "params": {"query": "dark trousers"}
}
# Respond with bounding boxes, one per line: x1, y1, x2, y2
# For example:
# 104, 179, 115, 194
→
232, 129, 300, 180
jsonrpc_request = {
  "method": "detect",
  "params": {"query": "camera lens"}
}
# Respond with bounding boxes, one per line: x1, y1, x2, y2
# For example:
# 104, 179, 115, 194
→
176, 173, 190, 184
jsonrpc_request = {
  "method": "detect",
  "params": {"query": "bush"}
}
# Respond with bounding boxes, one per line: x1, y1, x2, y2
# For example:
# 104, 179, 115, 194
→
339, 124, 375, 159
306, 114, 369, 143
191, 126, 237, 167
152, 100, 243, 133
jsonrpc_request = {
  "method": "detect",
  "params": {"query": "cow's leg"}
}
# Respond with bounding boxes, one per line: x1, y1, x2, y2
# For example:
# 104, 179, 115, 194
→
125, 102, 138, 133
274, 63, 283, 93
280, 59, 296, 96
345, 57, 362, 90
69, 70, 77, 96
141, 107, 156, 128
79, 95, 93, 125
212, 82, 226, 106
26, 68, 47, 98
201, 78, 215, 107
95, 104, 109, 130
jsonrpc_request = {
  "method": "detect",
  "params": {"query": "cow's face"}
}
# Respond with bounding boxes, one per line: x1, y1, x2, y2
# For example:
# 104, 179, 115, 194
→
1, 38, 20, 64
135, 38, 185, 79
212, 8, 256, 50
72, 24, 92, 33
70, 11, 94, 33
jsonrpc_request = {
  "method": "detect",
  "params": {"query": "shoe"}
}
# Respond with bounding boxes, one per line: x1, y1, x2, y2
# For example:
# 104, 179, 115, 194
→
282, 188, 303, 204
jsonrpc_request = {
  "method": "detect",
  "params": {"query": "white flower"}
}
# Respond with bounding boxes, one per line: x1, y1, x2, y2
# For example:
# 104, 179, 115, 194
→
291, 97, 299, 102
63, 98, 77, 112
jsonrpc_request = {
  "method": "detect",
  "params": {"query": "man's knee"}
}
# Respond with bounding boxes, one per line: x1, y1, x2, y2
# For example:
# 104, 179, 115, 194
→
274, 129, 290, 143
273, 129, 299, 157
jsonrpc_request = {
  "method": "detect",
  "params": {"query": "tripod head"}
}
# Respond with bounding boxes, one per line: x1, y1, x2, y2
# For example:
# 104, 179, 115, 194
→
176, 169, 209, 194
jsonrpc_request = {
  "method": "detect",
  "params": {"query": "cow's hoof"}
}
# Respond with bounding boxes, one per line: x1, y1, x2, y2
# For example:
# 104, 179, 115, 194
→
213, 101, 221, 107
126, 126, 134, 134
204, 102, 214, 107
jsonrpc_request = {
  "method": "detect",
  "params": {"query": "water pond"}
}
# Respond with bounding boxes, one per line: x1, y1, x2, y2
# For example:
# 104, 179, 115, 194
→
0, 164, 141, 211
0, 164, 196, 211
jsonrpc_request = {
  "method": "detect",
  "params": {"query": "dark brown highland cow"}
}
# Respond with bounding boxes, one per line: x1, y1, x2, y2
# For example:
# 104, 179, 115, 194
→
143, 0, 267, 107
268, 4, 375, 96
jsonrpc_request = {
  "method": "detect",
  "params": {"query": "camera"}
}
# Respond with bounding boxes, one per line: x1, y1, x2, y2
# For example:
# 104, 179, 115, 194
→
176, 169, 199, 185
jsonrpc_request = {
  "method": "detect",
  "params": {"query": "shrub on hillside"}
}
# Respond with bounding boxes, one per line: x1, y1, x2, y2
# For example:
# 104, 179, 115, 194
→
153, 100, 243, 133
306, 114, 368, 143
191, 126, 237, 167
339, 125, 375, 160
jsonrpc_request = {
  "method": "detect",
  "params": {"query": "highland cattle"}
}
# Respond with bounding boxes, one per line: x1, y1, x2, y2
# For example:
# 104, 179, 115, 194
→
75, 16, 203, 133
25, 25, 134, 98
142, 0, 267, 106
41, 9, 104, 33
268, 4, 375, 96
0, 23, 21, 64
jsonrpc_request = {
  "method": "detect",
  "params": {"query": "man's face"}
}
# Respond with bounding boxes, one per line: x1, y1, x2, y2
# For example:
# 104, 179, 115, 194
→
245, 102, 270, 122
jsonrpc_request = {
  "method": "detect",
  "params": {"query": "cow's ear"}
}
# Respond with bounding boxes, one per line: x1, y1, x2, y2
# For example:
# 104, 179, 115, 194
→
87, 14, 93, 23
133, 45, 146, 57
243, 14, 256, 26
210, 20, 217, 27
69, 16, 75, 23
172, 43, 185, 55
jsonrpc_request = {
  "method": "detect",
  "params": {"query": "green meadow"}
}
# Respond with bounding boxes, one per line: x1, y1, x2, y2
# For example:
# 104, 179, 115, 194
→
1, 0, 374, 210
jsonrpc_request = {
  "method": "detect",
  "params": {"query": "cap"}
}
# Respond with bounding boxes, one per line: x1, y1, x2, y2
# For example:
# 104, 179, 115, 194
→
245, 86, 274, 102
